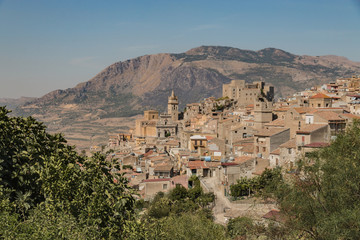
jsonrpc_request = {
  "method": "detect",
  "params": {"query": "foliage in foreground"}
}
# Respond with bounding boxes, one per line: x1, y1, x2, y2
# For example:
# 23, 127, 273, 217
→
3, 105, 360, 239
230, 167, 282, 198
0, 107, 135, 239
266, 121, 360, 239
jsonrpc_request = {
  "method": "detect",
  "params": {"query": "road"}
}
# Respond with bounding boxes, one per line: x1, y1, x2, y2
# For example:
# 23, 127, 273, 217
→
202, 177, 277, 225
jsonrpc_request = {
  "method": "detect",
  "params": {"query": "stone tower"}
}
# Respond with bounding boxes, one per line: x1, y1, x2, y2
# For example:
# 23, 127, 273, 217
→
254, 96, 273, 129
168, 90, 179, 121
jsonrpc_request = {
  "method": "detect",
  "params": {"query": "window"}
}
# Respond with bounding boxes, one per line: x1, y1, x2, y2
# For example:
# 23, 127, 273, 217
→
235, 131, 238, 133
262, 147, 266, 152
288, 148, 292, 154
163, 184, 168, 190
318, 104, 321, 107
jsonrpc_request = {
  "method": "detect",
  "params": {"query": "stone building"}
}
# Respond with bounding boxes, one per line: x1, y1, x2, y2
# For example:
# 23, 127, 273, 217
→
254, 128, 290, 159
222, 80, 274, 107
135, 110, 159, 138
254, 96, 273, 129
309, 93, 332, 108
295, 124, 329, 148
156, 114, 178, 138
156, 91, 180, 138
168, 90, 179, 121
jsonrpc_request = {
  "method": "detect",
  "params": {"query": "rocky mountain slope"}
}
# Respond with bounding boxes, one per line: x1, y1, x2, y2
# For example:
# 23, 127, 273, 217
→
9, 46, 360, 148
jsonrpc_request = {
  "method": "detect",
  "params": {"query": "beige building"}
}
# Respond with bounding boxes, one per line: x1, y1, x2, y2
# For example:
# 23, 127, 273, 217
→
254, 96, 273, 129
296, 124, 329, 147
254, 128, 290, 159
229, 124, 254, 145
135, 110, 159, 138
309, 93, 332, 108
140, 175, 188, 200
222, 80, 274, 107
189, 135, 207, 152
168, 90, 179, 121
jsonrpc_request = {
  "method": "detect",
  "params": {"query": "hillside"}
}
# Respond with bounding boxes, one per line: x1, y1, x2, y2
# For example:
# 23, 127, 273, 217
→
10, 46, 360, 148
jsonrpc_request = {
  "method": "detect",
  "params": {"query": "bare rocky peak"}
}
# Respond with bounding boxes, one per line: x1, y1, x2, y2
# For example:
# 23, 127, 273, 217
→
16, 46, 360, 121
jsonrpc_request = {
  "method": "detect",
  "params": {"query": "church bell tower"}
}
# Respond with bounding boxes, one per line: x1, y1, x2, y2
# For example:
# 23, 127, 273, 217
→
168, 90, 179, 121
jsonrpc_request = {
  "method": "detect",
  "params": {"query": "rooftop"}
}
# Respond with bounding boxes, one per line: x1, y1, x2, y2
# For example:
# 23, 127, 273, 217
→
187, 160, 209, 169
310, 93, 332, 99
154, 164, 173, 172
190, 135, 207, 140
296, 124, 328, 134
265, 118, 285, 127
262, 210, 285, 223
142, 178, 171, 183
315, 111, 343, 121
234, 156, 254, 164
270, 148, 280, 155
255, 127, 289, 137
279, 139, 296, 148
303, 142, 329, 148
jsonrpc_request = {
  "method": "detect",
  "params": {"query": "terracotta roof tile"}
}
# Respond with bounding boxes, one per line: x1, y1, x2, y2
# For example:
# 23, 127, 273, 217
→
241, 144, 254, 153
234, 156, 254, 164
143, 178, 171, 183
279, 139, 296, 148
340, 113, 360, 119
221, 162, 239, 166
265, 118, 285, 127
296, 124, 328, 134
270, 148, 280, 155
310, 93, 332, 99
303, 142, 329, 148
293, 107, 317, 114
154, 165, 173, 172
262, 210, 285, 223
255, 128, 289, 137
315, 111, 343, 121
187, 160, 208, 169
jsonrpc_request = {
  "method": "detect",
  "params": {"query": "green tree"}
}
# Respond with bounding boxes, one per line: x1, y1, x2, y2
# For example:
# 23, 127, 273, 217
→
0, 107, 135, 238
269, 121, 360, 239
169, 184, 188, 201
227, 216, 254, 238
162, 214, 228, 240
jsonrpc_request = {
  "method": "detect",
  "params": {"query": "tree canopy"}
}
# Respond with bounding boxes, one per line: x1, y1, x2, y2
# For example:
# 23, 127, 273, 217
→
268, 121, 360, 239
0, 107, 135, 238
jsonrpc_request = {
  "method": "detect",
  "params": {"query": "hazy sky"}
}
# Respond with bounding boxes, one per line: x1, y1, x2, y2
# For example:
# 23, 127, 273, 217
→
1, 0, 360, 98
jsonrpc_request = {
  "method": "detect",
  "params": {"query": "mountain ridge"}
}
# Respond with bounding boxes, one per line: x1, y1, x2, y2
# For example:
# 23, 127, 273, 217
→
7, 45, 360, 148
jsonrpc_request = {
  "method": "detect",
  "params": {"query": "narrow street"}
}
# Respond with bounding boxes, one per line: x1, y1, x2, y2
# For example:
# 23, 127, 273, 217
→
202, 177, 277, 225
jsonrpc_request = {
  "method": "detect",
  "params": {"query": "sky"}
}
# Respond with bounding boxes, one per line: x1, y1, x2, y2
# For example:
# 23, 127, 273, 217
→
1, 0, 360, 98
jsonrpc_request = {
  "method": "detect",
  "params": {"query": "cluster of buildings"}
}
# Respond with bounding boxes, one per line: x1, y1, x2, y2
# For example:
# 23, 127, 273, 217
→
105, 76, 360, 199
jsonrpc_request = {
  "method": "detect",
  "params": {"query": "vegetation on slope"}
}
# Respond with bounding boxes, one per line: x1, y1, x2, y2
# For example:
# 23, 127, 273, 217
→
2, 106, 360, 239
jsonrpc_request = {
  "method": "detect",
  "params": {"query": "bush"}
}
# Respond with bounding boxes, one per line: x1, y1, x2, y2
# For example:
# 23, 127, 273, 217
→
227, 216, 254, 238
169, 185, 188, 201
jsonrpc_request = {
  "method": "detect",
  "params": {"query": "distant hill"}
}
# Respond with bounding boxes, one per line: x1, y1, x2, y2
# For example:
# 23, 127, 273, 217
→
7, 46, 360, 148
0, 97, 36, 109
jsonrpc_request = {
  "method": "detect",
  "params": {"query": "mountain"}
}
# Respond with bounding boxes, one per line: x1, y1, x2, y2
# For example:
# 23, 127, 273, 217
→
0, 97, 36, 109
10, 46, 360, 149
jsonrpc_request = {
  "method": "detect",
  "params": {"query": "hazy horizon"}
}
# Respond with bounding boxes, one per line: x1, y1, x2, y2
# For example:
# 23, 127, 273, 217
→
1, 0, 360, 98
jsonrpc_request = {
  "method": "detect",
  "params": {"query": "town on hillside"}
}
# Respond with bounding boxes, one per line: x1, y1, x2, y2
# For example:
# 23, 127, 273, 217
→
98, 75, 360, 223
